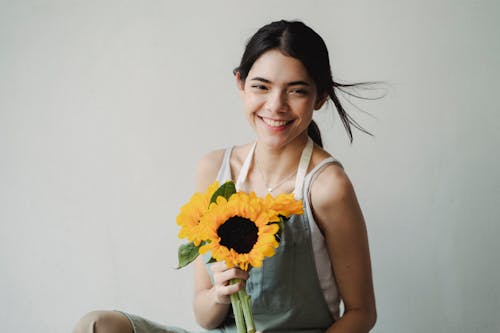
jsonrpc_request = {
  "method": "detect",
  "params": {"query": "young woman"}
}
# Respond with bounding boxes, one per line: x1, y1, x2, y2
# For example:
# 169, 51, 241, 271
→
74, 20, 376, 333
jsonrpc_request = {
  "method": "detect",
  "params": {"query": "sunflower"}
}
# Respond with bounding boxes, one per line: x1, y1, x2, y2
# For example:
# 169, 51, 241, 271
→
198, 191, 302, 270
264, 192, 304, 217
176, 182, 304, 333
176, 181, 219, 246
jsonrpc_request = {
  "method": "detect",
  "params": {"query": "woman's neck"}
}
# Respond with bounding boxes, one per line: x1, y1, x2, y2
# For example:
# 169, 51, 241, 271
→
252, 134, 309, 191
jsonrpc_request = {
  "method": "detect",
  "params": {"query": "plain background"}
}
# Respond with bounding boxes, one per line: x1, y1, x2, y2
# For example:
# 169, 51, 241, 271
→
1, 1, 499, 332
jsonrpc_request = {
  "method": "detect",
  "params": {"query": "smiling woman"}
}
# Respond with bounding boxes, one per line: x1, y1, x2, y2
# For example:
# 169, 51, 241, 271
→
73, 19, 377, 333
236, 50, 323, 150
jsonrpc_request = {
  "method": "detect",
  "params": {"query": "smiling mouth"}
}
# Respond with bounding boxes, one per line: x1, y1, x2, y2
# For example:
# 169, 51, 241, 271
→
258, 116, 293, 128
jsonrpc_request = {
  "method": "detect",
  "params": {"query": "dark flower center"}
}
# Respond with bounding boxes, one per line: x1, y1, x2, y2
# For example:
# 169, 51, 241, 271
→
217, 216, 258, 254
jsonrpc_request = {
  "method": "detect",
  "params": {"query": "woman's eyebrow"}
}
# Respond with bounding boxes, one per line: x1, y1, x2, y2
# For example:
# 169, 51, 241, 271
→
250, 77, 272, 83
287, 80, 310, 87
250, 77, 310, 86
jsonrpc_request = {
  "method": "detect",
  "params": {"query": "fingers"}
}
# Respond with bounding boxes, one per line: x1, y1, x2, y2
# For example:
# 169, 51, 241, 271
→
212, 280, 244, 304
211, 263, 249, 283
210, 262, 250, 304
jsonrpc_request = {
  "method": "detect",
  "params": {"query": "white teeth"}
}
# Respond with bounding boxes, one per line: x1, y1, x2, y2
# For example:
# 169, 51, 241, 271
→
261, 117, 289, 127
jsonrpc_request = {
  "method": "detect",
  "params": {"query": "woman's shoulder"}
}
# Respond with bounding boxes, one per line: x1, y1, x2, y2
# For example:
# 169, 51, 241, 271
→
196, 143, 253, 171
195, 143, 254, 190
309, 154, 360, 235
309, 147, 354, 211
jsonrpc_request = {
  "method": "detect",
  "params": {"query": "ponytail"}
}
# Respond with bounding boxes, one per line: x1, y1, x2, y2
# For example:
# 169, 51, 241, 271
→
328, 81, 375, 143
307, 120, 323, 148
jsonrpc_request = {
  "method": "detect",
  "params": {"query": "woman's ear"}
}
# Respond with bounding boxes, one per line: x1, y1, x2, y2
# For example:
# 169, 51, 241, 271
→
314, 93, 328, 110
235, 71, 245, 92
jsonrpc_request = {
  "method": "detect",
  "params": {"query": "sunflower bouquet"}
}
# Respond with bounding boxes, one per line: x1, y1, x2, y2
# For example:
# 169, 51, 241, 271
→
176, 181, 303, 333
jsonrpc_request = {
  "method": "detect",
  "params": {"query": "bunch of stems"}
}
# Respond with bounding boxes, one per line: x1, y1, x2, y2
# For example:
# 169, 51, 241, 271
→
230, 279, 255, 333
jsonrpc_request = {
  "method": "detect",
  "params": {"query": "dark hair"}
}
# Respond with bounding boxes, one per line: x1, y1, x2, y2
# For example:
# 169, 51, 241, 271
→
234, 20, 373, 146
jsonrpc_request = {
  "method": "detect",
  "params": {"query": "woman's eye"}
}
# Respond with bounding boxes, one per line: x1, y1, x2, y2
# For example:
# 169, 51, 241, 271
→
290, 89, 307, 95
251, 85, 268, 91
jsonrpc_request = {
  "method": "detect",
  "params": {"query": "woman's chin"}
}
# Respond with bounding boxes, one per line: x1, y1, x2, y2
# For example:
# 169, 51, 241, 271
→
255, 133, 308, 151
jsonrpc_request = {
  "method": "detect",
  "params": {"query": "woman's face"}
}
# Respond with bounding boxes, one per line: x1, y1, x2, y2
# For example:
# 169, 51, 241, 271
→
237, 49, 325, 149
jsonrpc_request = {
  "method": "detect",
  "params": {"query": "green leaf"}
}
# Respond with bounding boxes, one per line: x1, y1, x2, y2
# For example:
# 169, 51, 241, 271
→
206, 256, 217, 264
272, 215, 288, 243
177, 242, 201, 269
210, 181, 237, 204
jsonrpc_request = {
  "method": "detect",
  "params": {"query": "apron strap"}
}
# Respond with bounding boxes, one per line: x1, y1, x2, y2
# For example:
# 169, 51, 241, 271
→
235, 142, 256, 191
293, 137, 313, 199
235, 137, 314, 198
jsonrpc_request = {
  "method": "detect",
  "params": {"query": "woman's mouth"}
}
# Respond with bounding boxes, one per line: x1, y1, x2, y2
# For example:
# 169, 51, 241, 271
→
258, 116, 293, 129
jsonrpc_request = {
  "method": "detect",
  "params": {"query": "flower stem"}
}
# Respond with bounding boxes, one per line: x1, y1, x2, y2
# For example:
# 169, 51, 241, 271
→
238, 289, 255, 333
230, 279, 246, 333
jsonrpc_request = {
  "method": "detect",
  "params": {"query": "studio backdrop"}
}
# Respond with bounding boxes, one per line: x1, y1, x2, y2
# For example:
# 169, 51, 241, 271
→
0, 1, 499, 333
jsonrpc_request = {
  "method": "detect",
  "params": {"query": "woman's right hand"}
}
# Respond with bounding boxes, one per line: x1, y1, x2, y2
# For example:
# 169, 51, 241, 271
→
210, 261, 250, 304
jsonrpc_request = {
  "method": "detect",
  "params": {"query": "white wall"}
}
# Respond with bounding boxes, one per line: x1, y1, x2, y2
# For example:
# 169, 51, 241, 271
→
1, 1, 499, 332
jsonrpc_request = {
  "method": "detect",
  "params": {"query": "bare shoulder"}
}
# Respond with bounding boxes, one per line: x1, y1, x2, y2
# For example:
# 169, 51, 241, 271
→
195, 149, 226, 191
311, 162, 353, 204
309, 146, 352, 203
309, 156, 362, 233
195, 143, 253, 191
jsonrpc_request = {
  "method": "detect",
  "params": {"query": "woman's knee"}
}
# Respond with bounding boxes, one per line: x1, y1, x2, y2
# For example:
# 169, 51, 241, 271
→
73, 310, 133, 333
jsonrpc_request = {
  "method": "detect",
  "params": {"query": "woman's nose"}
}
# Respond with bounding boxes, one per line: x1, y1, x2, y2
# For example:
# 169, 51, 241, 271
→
265, 90, 288, 112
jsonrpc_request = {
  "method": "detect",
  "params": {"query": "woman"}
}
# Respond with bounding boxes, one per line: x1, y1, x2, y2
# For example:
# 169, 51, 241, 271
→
74, 19, 376, 333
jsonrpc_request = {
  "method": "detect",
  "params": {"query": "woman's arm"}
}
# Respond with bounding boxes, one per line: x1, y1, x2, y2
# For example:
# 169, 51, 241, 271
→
311, 164, 377, 333
191, 150, 249, 329
193, 259, 249, 329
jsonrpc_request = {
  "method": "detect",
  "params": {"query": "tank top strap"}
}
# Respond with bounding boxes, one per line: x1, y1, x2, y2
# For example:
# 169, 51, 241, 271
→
303, 156, 343, 199
216, 146, 234, 183
302, 156, 343, 318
